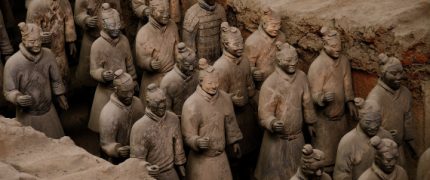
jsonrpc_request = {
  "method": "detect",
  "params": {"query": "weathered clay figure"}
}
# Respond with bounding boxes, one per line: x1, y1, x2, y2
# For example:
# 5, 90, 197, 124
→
290, 144, 332, 180
0, 10, 14, 107
358, 136, 408, 180
136, 0, 179, 105
417, 147, 430, 180
160, 42, 198, 116
182, 0, 226, 64
307, 27, 358, 171
26, 0, 77, 84
255, 42, 317, 180
132, 0, 181, 26
244, 7, 285, 89
99, 70, 144, 164
88, 3, 137, 133
181, 63, 243, 180
3, 22, 68, 138
333, 98, 393, 180
367, 53, 417, 165
74, 0, 121, 87
130, 84, 186, 180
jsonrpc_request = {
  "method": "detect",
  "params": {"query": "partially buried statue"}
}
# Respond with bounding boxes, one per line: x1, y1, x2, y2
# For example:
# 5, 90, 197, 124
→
160, 42, 198, 117
367, 53, 418, 165
255, 42, 317, 180
244, 7, 285, 89
181, 63, 243, 180
74, 0, 122, 87
26, 0, 77, 85
88, 3, 137, 133
358, 136, 408, 180
333, 98, 393, 180
307, 26, 358, 172
99, 70, 144, 164
130, 84, 186, 180
182, 0, 226, 64
3, 22, 68, 138
290, 144, 332, 180
136, 0, 179, 105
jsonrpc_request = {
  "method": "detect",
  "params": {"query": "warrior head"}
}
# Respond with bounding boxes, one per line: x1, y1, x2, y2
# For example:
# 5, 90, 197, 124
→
18, 22, 42, 54
146, 83, 167, 117
275, 41, 298, 74
321, 26, 341, 59
198, 59, 219, 96
370, 136, 400, 174
176, 42, 196, 76
261, 7, 281, 38
149, 0, 170, 25
221, 22, 244, 58
300, 144, 326, 177
378, 53, 404, 90
354, 98, 382, 137
113, 69, 134, 106
101, 3, 121, 38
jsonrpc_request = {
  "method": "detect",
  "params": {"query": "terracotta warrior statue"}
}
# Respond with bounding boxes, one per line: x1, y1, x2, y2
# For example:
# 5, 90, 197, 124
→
182, 0, 226, 64
132, 0, 181, 27
244, 7, 285, 89
74, 0, 121, 87
367, 53, 417, 165
307, 27, 358, 172
3, 22, 68, 138
334, 98, 393, 180
290, 144, 332, 180
99, 70, 144, 164
255, 42, 317, 180
0, 10, 14, 108
181, 63, 243, 180
160, 42, 198, 116
26, 0, 77, 85
358, 136, 408, 180
130, 84, 186, 180
417, 147, 430, 180
136, 0, 179, 105
88, 3, 137, 133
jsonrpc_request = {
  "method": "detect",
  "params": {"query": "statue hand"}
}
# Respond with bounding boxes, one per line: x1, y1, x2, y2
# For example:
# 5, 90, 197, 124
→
178, 165, 186, 177
231, 94, 246, 107
17, 95, 33, 107
146, 164, 160, 178
196, 136, 210, 150
150, 58, 161, 71
69, 42, 77, 57
85, 16, 98, 28
323, 92, 335, 103
102, 70, 114, 81
252, 70, 264, 82
57, 95, 69, 110
347, 101, 358, 121
272, 120, 284, 133
117, 145, 130, 158
233, 143, 242, 158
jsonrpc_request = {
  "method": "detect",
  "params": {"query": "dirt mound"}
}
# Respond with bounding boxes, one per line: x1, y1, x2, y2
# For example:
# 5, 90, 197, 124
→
0, 117, 154, 180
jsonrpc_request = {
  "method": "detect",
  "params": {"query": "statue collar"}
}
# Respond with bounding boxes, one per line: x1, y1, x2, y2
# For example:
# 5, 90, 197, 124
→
275, 66, 297, 82
19, 43, 43, 63
377, 79, 400, 98
100, 31, 120, 46
198, 0, 216, 11
258, 25, 277, 43
149, 17, 167, 32
145, 108, 166, 122
174, 65, 192, 81
196, 85, 219, 103
223, 51, 242, 65
371, 163, 397, 180
110, 94, 132, 110
320, 50, 340, 67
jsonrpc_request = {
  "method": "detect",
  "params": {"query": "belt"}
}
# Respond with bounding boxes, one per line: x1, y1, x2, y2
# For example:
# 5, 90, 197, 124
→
202, 149, 224, 157
279, 131, 302, 141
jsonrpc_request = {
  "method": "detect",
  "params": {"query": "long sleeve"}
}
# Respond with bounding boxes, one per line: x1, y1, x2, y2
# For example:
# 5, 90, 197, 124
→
258, 82, 278, 132
244, 41, 259, 72
404, 91, 415, 142
181, 102, 201, 151
333, 141, 353, 180
343, 58, 354, 102
130, 124, 150, 160
0, 10, 13, 55
307, 59, 325, 107
124, 39, 137, 81
173, 120, 186, 165
132, 0, 148, 18
49, 56, 66, 95
100, 112, 121, 158
3, 60, 22, 104
89, 44, 106, 82
246, 66, 256, 97
135, 33, 155, 71
302, 78, 317, 124
224, 99, 243, 145
182, 12, 198, 52
62, 0, 77, 42
74, 0, 90, 29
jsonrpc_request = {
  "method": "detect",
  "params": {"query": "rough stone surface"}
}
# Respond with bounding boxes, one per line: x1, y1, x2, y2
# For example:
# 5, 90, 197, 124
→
0, 117, 154, 180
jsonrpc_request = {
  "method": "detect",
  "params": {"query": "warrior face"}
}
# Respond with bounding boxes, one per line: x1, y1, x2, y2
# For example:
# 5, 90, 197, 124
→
375, 151, 398, 174
116, 85, 134, 106
263, 20, 281, 38
359, 114, 381, 137
381, 65, 403, 90
277, 54, 298, 74
323, 38, 341, 59
178, 59, 195, 77
103, 18, 121, 38
23, 38, 42, 54
148, 96, 167, 117
200, 75, 219, 96
151, 2, 170, 25
224, 37, 244, 58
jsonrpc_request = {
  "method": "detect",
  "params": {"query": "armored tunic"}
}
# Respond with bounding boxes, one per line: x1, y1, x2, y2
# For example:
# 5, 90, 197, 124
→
182, 0, 226, 64
130, 110, 186, 180
255, 68, 317, 180
244, 26, 286, 89
74, 0, 121, 87
307, 51, 355, 166
26, 0, 76, 81
89, 32, 137, 132
100, 94, 144, 162
357, 164, 408, 180
3, 45, 66, 138
136, 18, 179, 103
160, 65, 198, 116
333, 126, 393, 180
181, 86, 243, 180
367, 80, 414, 165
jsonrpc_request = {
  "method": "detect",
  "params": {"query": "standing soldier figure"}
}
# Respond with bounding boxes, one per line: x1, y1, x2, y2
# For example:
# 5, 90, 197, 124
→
132, 0, 181, 27
160, 42, 198, 116
26, 0, 77, 85
255, 42, 317, 180
136, 0, 179, 105
74, 0, 121, 87
99, 70, 144, 164
307, 26, 358, 173
367, 53, 418, 165
244, 7, 285, 89
3, 22, 68, 138
88, 3, 137, 133
182, 0, 226, 64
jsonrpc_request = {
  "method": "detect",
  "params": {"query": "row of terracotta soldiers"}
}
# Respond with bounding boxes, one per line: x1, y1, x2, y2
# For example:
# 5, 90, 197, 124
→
0, 0, 428, 179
